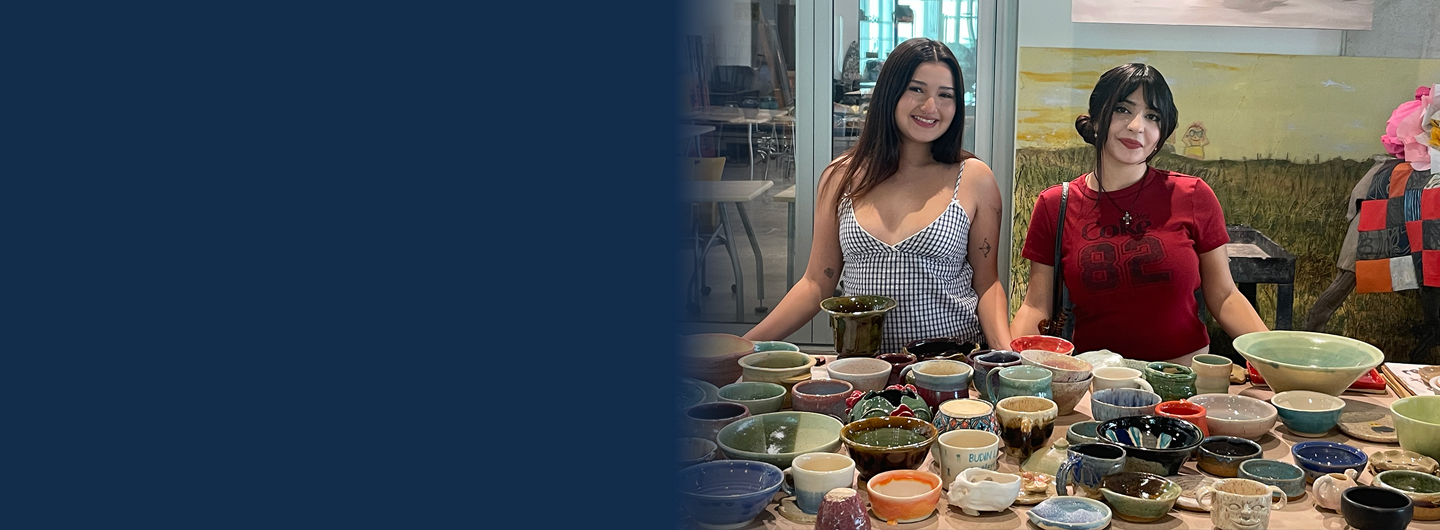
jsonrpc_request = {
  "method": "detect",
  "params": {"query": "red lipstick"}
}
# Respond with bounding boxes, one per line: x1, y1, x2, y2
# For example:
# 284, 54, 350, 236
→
1119, 139, 1143, 149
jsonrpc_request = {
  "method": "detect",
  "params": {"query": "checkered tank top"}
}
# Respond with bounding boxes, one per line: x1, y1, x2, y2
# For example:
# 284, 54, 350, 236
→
838, 159, 982, 352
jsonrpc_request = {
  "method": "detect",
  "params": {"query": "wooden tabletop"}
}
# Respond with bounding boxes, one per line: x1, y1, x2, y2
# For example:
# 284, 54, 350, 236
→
697, 355, 1437, 530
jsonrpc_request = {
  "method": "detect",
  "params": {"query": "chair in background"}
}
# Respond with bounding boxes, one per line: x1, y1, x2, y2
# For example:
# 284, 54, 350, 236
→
709, 65, 758, 107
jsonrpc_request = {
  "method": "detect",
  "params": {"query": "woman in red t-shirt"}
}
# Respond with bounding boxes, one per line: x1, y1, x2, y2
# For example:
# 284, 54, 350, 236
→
1010, 63, 1267, 363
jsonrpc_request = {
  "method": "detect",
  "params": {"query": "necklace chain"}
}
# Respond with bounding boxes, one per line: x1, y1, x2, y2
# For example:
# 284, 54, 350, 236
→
1094, 170, 1148, 227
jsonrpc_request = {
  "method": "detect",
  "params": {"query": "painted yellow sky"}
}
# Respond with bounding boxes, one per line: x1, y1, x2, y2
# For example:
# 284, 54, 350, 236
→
1016, 47, 1440, 161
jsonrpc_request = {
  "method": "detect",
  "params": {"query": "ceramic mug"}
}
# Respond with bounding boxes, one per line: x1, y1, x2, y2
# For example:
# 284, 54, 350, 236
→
1055, 442, 1127, 499
876, 352, 918, 388
1144, 362, 1198, 401
782, 452, 857, 515
1197, 478, 1286, 530
900, 359, 973, 408
936, 429, 1001, 488
969, 350, 1022, 402
1191, 354, 1235, 395
1092, 366, 1154, 394
994, 396, 1058, 460
932, 398, 998, 436
986, 365, 1053, 403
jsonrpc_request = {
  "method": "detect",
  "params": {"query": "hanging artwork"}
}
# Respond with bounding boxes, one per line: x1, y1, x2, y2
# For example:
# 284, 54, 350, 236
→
1071, 0, 1374, 31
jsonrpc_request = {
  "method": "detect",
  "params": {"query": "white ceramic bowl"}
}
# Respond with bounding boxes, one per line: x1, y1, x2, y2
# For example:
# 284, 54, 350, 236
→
1186, 394, 1277, 440
1233, 331, 1383, 396
826, 357, 892, 392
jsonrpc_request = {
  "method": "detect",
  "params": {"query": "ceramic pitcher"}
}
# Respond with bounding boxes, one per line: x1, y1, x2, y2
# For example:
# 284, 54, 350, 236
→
1314, 469, 1360, 511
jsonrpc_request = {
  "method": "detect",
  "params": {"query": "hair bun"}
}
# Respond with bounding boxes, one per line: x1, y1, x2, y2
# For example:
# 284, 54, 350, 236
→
1075, 115, 1097, 145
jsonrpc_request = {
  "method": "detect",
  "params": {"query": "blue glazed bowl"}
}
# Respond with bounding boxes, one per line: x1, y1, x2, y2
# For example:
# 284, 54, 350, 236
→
677, 460, 785, 529
1091, 388, 1163, 422
1293, 441, 1369, 484
1238, 458, 1307, 501
1097, 415, 1204, 476
1271, 390, 1345, 437
1027, 495, 1113, 530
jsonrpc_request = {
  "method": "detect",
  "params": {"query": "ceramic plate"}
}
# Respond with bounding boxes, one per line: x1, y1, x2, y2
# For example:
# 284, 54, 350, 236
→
1172, 474, 1218, 512
1337, 399, 1398, 443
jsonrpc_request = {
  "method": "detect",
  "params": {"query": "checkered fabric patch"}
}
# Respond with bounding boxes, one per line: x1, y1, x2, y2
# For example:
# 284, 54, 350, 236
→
1355, 162, 1440, 292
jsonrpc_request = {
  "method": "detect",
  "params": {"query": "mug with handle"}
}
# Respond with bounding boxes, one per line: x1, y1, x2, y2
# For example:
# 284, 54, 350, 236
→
1196, 478, 1287, 530
985, 365, 1053, 403
781, 452, 857, 515
1092, 366, 1154, 394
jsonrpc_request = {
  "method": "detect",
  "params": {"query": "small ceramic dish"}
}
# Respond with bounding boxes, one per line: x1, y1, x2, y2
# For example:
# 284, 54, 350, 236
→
717, 381, 787, 415
1067, 421, 1101, 446
1185, 394, 1278, 439
1016, 471, 1058, 505
1238, 459, 1307, 501
1375, 469, 1440, 521
1026, 495, 1112, 530
1293, 441, 1370, 484
1196, 435, 1263, 478
1099, 472, 1181, 523
1097, 415, 1204, 476
1371, 449, 1440, 475
1271, 390, 1346, 437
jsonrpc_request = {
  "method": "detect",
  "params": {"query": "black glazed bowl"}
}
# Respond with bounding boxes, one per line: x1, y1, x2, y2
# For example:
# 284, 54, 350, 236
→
1342, 486, 1413, 530
1196, 435, 1264, 478
902, 337, 980, 361
1097, 415, 1204, 476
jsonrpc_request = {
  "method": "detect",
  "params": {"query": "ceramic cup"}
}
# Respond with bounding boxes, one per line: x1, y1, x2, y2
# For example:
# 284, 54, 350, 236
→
1090, 387, 1162, 422
782, 452, 856, 515
986, 365, 1053, 403
825, 357, 892, 392
1092, 366, 1154, 394
1191, 353, 1235, 395
1055, 442, 1128, 499
900, 359, 973, 408
1144, 362, 1198, 401
1342, 486, 1415, 530
932, 398, 998, 436
684, 402, 752, 443
969, 350, 1022, 402
866, 469, 943, 524
994, 396, 1058, 461
790, 379, 854, 421
1197, 478, 1286, 530
820, 295, 897, 358
1051, 374, 1094, 416
717, 381, 787, 415
814, 488, 872, 530
936, 429, 1001, 488
875, 352, 918, 388
1238, 459, 1307, 501
1156, 399, 1210, 436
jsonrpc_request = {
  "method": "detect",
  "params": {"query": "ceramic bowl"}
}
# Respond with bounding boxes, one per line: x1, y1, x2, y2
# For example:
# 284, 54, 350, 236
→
1391, 396, 1440, 461
1370, 449, 1440, 475
681, 333, 755, 387
1020, 350, 1093, 383
1342, 486, 1414, 530
789, 378, 853, 420
715, 411, 843, 469
1099, 472, 1181, 523
678, 437, 719, 470
684, 402, 752, 442
1196, 435, 1263, 478
1271, 390, 1345, 437
716, 381, 786, 415
1091, 387, 1162, 422
1185, 394, 1278, 439
1067, 421, 1101, 446
1027, 495, 1112, 530
866, 469, 943, 524
1375, 469, 1440, 521
1051, 375, 1093, 416
825, 357, 892, 392
738, 351, 815, 384
932, 398, 998, 436
677, 460, 786, 530
1292, 441, 1369, 484
1238, 459, 1307, 501
1074, 350, 1126, 370
1232, 331, 1384, 396
839, 416, 939, 481
1011, 335, 1075, 356
1155, 400, 1208, 436
752, 340, 800, 352
902, 336, 979, 361
679, 377, 721, 412
1097, 415, 1204, 476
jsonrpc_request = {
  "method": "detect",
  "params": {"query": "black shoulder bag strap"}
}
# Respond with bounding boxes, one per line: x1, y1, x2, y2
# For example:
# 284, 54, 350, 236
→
1042, 182, 1075, 340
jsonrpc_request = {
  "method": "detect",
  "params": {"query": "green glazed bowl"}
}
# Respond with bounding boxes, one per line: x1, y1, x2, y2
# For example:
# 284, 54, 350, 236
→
1232, 331, 1383, 396
717, 381, 787, 415
1099, 472, 1181, 523
715, 411, 844, 469
1393, 396, 1440, 462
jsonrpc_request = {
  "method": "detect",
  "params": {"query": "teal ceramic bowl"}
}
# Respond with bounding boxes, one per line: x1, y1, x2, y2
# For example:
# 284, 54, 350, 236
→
715, 411, 844, 469
1232, 331, 1383, 396
1238, 459, 1307, 501
1271, 390, 1345, 437
1392, 396, 1440, 462
1067, 421, 1101, 446
753, 341, 801, 352
717, 381, 787, 415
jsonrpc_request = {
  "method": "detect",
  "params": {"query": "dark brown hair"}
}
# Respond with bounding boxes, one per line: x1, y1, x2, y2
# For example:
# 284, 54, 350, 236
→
832, 37, 974, 201
1075, 63, 1178, 178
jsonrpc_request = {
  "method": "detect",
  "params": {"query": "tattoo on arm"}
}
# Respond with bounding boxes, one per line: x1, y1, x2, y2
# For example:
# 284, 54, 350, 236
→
824, 268, 835, 279
980, 239, 991, 258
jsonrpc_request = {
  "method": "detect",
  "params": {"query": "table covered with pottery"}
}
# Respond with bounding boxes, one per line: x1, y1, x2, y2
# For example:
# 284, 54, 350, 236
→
686, 353, 1440, 530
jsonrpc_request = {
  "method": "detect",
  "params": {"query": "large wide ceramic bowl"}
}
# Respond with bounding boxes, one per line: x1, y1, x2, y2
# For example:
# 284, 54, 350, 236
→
715, 411, 843, 469
1185, 394, 1278, 439
1392, 396, 1440, 461
1232, 331, 1383, 396
678, 460, 786, 530
1097, 415, 1204, 476
840, 416, 939, 481
681, 333, 755, 387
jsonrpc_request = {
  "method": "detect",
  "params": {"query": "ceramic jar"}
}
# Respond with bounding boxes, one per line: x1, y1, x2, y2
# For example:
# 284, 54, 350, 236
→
945, 468, 1021, 516
1190, 353, 1234, 395
1197, 478, 1286, 530
932, 398, 998, 436
1144, 362, 1198, 401
1314, 468, 1361, 511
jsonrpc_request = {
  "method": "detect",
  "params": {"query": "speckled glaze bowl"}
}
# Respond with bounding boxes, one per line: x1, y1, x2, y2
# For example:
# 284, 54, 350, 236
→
714, 411, 843, 469
1292, 441, 1369, 484
1097, 415, 1204, 476
1233, 331, 1384, 396
1099, 472, 1181, 523
1375, 469, 1440, 521
1020, 350, 1093, 383
1186, 394, 1278, 439
677, 460, 786, 530
839, 416, 939, 481
1196, 436, 1263, 478
1026, 495, 1112, 530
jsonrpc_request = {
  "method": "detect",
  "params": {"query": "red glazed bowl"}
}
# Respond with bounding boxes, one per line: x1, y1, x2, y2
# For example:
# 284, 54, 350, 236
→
1011, 335, 1075, 356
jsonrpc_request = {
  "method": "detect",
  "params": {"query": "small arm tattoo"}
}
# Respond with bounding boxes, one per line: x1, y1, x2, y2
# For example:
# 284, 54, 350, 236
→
980, 238, 992, 258
824, 268, 835, 279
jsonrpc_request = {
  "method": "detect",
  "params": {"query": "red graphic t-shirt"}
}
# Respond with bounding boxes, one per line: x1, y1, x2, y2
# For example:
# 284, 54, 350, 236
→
1022, 167, 1229, 361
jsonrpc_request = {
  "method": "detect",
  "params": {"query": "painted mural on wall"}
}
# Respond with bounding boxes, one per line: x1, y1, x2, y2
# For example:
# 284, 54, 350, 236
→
1072, 0, 1374, 31
1010, 46, 1440, 361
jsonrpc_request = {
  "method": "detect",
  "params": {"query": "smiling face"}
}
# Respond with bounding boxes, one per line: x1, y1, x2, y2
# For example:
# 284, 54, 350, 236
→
893, 61, 957, 145
1102, 86, 1163, 169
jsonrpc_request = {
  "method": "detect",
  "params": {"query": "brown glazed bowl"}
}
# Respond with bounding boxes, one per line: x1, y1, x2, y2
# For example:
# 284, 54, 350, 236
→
840, 416, 939, 482
680, 333, 754, 387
